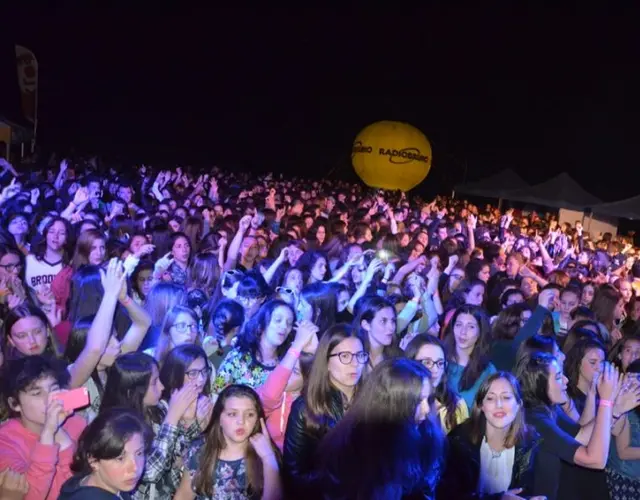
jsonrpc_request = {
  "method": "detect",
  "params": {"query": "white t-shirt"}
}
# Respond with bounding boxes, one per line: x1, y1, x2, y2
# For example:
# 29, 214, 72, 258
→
25, 254, 63, 291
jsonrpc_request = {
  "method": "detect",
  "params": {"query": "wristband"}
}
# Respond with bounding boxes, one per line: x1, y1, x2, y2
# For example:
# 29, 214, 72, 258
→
289, 347, 301, 358
598, 399, 613, 408
120, 296, 132, 306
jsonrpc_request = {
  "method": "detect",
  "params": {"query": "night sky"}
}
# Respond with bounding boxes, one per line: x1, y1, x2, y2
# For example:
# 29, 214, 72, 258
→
2, 7, 640, 200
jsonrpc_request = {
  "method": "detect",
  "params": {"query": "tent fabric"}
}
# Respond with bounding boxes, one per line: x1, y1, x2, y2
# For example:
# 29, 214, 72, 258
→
455, 168, 529, 198
592, 195, 640, 220
498, 172, 601, 211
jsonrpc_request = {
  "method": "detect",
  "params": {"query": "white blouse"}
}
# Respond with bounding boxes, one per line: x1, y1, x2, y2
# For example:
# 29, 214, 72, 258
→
478, 437, 515, 495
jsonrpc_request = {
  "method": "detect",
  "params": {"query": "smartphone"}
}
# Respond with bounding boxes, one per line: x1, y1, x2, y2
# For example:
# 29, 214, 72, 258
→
53, 388, 90, 412
377, 250, 390, 263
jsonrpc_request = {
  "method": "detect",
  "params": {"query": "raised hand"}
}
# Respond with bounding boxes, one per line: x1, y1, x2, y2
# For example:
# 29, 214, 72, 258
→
364, 258, 384, 283
0, 469, 29, 500
597, 362, 620, 402
292, 320, 319, 352
196, 395, 214, 431
249, 418, 276, 461
73, 186, 89, 205
239, 215, 252, 233
100, 259, 126, 298
167, 382, 200, 425
134, 244, 155, 259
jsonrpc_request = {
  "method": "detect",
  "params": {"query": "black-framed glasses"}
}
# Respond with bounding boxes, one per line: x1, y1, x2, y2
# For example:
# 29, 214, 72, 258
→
0, 262, 23, 272
185, 366, 212, 380
329, 351, 369, 365
418, 358, 446, 370
172, 322, 199, 334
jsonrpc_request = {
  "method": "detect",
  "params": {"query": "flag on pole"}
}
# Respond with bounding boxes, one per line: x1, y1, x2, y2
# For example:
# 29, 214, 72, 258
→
15, 45, 38, 124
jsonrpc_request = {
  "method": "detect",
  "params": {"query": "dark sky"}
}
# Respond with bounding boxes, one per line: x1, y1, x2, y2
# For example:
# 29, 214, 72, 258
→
3, 7, 640, 199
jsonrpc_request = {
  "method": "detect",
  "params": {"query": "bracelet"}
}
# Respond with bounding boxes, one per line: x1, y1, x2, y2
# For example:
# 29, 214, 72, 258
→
289, 347, 301, 358
598, 399, 614, 408
120, 296, 132, 306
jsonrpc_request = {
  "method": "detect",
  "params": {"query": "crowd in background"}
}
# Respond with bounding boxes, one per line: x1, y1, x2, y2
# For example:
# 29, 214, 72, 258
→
0, 156, 639, 499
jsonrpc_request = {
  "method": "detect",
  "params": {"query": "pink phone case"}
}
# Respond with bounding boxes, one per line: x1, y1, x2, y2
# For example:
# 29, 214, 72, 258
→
54, 388, 90, 412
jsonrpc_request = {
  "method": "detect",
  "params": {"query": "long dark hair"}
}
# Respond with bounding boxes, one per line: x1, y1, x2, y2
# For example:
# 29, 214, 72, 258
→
468, 372, 532, 448
515, 352, 558, 412
159, 344, 210, 400
300, 282, 338, 335
32, 216, 73, 264
71, 408, 153, 476
236, 299, 294, 364
564, 337, 606, 401
317, 358, 444, 499
405, 334, 461, 432
193, 385, 279, 497
353, 295, 402, 365
101, 352, 162, 425
443, 305, 492, 391
303, 323, 365, 431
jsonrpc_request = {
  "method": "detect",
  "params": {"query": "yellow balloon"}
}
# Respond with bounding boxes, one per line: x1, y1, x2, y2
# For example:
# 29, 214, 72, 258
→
351, 121, 432, 191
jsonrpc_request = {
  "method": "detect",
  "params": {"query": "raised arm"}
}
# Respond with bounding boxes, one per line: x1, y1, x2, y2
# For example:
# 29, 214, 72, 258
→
67, 259, 124, 389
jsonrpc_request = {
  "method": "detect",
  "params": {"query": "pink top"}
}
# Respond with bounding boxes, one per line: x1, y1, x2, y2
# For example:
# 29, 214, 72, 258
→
0, 415, 87, 500
256, 363, 298, 451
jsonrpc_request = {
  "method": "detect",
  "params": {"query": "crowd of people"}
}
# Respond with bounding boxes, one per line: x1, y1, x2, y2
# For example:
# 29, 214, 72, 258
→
0, 156, 638, 499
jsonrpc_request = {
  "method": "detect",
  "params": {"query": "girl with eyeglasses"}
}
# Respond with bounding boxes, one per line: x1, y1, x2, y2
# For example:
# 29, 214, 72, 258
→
158, 344, 215, 498
148, 305, 201, 367
175, 385, 282, 500
101, 352, 202, 500
317, 358, 445, 499
0, 244, 27, 313
405, 334, 469, 434
283, 324, 366, 497
214, 300, 295, 395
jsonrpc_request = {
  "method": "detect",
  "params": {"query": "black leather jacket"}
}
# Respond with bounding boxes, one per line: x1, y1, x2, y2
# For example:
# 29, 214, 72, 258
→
439, 419, 541, 500
282, 389, 345, 498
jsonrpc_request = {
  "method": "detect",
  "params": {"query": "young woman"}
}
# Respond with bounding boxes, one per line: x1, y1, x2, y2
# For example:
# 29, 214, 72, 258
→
283, 323, 366, 497
205, 298, 245, 370
440, 372, 542, 500
58, 408, 152, 500
158, 344, 215, 497
405, 334, 469, 434
51, 229, 107, 319
214, 300, 295, 394
354, 295, 401, 369
317, 358, 444, 499
3, 304, 63, 362
0, 356, 87, 500
175, 385, 282, 500
64, 260, 150, 421
101, 352, 203, 500
563, 338, 607, 423
516, 352, 621, 500
257, 320, 319, 451
167, 232, 192, 285
149, 305, 201, 366
141, 282, 187, 351
443, 305, 497, 409
130, 260, 154, 304
25, 217, 72, 294
606, 359, 640, 500
609, 334, 640, 373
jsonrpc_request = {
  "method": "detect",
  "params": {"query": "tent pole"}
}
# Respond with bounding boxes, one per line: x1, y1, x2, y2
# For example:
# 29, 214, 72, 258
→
498, 198, 503, 210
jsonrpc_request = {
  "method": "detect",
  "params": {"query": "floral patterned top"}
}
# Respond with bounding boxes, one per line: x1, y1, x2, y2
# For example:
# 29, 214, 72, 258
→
184, 439, 258, 500
213, 348, 275, 395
